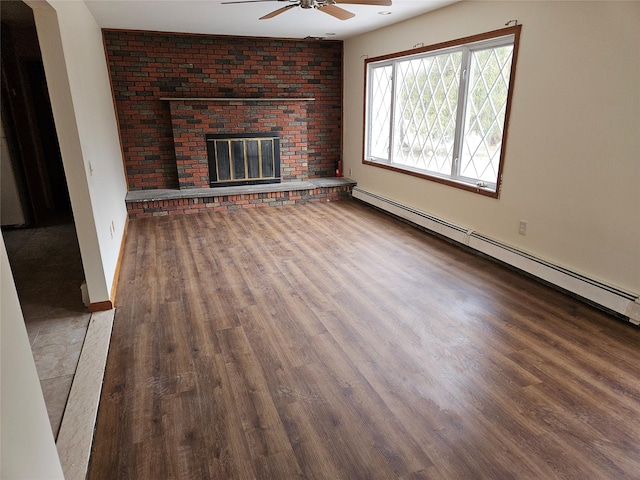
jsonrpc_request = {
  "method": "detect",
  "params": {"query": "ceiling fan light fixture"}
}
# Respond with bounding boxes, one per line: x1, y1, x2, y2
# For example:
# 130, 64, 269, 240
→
229, 0, 391, 21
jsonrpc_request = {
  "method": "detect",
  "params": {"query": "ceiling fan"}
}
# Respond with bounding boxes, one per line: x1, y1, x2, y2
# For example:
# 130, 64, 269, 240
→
221, 0, 392, 21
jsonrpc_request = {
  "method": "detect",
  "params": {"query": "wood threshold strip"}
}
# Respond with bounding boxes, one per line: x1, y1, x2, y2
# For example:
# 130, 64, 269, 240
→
57, 310, 115, 480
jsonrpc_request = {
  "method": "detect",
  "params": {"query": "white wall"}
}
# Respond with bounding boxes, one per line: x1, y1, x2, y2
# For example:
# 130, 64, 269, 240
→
344, 1, 640, 295
1, 238, 65, 479
29, 0, 128, 304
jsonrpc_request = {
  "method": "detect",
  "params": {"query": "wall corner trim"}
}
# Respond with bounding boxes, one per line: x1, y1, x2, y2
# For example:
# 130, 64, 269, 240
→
352, 186, 639, 322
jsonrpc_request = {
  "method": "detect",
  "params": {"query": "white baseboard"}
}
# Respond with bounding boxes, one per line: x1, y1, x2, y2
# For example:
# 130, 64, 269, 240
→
353, 187, 639, 324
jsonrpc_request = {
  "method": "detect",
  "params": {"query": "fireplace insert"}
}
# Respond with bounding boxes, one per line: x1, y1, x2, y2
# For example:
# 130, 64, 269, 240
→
206, 133, 281, 187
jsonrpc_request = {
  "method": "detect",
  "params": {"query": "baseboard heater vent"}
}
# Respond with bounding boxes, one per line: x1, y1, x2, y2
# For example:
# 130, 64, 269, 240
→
352, 187, 470, 243
352, 186, 639, 323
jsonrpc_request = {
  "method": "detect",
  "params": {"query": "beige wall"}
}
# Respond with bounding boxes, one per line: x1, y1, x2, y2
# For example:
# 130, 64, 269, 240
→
30, 0, 128, 303
344, 1, 640, 295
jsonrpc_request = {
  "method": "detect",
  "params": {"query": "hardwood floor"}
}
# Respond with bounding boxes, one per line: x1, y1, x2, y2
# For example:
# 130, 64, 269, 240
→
88, 200, 640, 479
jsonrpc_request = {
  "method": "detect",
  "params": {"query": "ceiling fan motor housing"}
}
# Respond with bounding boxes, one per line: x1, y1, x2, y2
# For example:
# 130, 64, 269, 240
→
250, 0, 379, 20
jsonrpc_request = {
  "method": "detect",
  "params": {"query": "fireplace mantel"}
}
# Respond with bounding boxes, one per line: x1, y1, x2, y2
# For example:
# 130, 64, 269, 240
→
160, 97, 315, 102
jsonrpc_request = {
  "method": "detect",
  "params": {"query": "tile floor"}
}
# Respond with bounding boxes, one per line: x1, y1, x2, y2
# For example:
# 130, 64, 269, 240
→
2, 220, 89, 438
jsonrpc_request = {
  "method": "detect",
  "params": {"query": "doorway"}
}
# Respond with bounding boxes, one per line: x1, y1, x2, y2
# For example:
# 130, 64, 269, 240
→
1, 3, 70, 226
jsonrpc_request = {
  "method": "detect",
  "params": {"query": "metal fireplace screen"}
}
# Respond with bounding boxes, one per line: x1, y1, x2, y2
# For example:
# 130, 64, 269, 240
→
206, 133, 281, 187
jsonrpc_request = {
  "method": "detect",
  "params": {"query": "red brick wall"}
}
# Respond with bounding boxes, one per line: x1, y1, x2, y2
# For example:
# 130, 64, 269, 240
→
103, 30, 343, 190
169, 100, 309, 188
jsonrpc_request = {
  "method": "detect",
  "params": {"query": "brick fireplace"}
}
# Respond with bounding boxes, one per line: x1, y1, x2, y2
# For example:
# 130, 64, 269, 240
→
166, 98, 312, 189
103, 30, 343, 191
103, 30, 353, 218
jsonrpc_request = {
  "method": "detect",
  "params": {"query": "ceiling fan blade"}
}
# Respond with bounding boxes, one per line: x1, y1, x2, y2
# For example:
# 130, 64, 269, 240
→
334, 0, 392, 5
318, 4, 355, 20
260, 4, 297, 19
222, 0, 284, 4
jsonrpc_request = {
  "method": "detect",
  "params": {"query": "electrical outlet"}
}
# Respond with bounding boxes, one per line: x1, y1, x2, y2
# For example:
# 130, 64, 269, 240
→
348, 168, 352, 176
519, 220, 527, 236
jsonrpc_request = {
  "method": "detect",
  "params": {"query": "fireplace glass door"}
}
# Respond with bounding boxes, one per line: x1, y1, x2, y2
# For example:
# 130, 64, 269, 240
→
207, 133, 280, 187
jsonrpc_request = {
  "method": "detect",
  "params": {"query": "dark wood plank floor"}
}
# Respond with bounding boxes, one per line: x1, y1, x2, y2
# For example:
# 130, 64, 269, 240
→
89, 200, 640, 479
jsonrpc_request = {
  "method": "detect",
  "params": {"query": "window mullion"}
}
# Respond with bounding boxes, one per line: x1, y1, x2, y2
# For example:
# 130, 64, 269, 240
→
451, 47, 471, 179
388, 62, 397, 164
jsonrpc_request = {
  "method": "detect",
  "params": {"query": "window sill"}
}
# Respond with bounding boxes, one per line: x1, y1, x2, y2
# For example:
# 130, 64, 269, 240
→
362, 159, 500, 199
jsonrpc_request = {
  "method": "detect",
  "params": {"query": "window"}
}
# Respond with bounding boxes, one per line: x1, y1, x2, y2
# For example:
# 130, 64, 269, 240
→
364, 26, 521, 197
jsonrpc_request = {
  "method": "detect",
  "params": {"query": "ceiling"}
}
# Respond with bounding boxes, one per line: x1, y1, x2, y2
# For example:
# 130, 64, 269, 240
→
84, 0, 458, 40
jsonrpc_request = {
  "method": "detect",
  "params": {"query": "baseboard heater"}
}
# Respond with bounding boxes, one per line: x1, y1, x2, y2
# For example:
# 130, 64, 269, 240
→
352, 186, 639, 324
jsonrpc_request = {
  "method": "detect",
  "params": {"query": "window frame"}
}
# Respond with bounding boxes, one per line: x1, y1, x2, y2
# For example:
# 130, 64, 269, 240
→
362, 26, 522, 198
